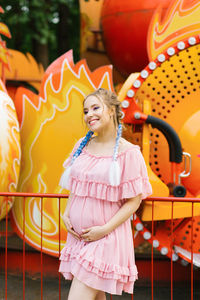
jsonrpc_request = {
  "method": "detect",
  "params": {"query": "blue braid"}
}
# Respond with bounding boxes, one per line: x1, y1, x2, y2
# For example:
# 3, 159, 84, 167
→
113, 124, 122, 161
71, 130, 94, 165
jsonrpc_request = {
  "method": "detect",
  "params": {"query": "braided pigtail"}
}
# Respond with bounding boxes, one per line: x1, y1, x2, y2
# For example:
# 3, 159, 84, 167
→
59, 130, 94, 189
109, 123, 122, 186
71, 130, 94, 164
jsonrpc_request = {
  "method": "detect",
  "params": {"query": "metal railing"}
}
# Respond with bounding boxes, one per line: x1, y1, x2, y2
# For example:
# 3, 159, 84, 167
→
0, 192, 199, 300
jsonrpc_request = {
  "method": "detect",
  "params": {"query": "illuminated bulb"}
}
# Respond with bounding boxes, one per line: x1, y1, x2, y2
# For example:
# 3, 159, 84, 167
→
181, 259, 189, 267
134, 112, 141, 120
177, 41, 185, 50
153, 240, 159, 248
188, 37, 196, 45
161, 247, 168, 255
135, 223, 144, 231
141, 70, 149, 79
133, 80, 141, 88
122, 100, 130, 108
143, 231, 151, 240
172, 253, 179, 261
127, 89, 134, 98
167, 47, 175, 56
120, 111, 125, 119
149, 62, 157, 70
157, 54, 166, 62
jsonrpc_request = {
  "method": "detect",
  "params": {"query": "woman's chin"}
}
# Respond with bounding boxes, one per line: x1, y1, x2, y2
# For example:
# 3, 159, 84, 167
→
88, 124, 100, 132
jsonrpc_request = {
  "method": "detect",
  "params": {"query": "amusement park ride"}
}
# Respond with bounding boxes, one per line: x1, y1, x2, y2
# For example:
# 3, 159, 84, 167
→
0, 0, 200, 277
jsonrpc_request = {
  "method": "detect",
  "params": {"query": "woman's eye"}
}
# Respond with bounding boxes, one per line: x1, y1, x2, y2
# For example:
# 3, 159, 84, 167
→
93, 106, 99, 110
84, 110, 88, 115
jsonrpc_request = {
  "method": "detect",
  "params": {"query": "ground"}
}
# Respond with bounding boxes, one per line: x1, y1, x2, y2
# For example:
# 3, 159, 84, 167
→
0, 273, 200, 300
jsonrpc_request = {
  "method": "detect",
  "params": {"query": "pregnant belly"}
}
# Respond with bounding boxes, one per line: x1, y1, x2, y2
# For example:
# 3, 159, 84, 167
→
69, 196, 120, 235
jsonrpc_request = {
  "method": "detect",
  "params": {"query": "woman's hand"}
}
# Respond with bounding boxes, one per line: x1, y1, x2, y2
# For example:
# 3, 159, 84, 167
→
62, 214, 80, 240
81, 226, 107, 242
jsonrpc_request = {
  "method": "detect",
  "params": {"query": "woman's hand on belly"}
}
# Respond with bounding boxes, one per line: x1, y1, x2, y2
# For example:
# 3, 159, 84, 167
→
81, 225, 107, 242
62, 214, 81, 240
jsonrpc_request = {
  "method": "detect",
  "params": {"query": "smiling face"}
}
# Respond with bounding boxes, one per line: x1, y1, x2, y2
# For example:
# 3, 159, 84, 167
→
83, 95, 114, 133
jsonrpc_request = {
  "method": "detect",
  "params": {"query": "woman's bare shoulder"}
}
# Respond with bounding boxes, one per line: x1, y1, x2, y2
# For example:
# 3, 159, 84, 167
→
119, 138, 139, 152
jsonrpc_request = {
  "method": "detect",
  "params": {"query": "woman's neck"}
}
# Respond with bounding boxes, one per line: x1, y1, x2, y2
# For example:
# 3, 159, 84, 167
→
95, 125, 117, 144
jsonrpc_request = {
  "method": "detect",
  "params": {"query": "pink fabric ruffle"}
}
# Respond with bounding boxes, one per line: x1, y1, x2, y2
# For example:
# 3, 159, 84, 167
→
67, 175, 152, 202
60, 244, 137, 280
60, 140, 152, 202
59, 241, 138, 295
60, 260, 137, 295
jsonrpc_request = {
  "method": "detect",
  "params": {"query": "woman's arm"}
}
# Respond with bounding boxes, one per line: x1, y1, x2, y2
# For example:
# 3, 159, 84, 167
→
62, 193, 80, 240
63, 192, 74, 217
81, 194, 142, 241
103, 193, 141, 235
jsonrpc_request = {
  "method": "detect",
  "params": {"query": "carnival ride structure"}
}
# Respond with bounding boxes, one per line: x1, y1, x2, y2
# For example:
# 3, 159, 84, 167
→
117, 0, 200, 267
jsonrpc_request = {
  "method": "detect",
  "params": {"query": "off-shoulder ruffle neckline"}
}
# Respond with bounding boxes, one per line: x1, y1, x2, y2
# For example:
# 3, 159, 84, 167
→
82, 145, 139, 159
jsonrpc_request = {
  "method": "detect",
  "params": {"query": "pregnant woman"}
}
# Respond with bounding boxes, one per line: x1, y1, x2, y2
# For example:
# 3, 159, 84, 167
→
59, 88, 152, 299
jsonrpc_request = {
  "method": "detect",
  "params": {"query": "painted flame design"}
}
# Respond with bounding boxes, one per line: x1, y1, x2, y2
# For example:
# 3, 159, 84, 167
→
0, 81, 21, 220
11, 50, 114, 256
0, 7, 11, 70
148, 0, 200, 60
0, 22, 11, 38
0, 50, 44, 92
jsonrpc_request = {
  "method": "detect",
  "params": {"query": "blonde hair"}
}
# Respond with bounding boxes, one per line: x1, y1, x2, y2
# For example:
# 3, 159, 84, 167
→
84, 88, 123, 127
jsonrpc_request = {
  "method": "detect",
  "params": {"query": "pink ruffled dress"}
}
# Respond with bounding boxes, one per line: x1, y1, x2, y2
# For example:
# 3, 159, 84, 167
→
59, 139, 152, 295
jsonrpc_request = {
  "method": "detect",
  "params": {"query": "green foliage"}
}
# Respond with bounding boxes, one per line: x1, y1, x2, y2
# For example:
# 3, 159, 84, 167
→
0, 0, 80, 64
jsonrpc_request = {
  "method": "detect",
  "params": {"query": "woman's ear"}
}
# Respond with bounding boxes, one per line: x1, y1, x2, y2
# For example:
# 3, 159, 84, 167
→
110, 106, 115, 117
110, 107, 117, 127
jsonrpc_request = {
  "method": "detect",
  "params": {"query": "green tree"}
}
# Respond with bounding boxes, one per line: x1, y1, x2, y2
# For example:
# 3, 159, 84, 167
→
1, 0, 80, 69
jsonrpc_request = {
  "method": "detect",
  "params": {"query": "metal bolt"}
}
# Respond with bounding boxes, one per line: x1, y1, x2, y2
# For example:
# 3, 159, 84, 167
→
153, 240, 159, 248
167, 47, 175, 56
134, 112, 141, 119
157, 54, 166, 62
188, 37, 196, 45
177, 41, 185, 50
127, 90, 134, 98
143, 231, 151, 240
161, 247, 168, 255
120, 111, 125, 119
149, 61, 157, 70
133, 80, 141, 88
141, 70, 149, 79
122, 100, 130, 108
135, 223, 144, 231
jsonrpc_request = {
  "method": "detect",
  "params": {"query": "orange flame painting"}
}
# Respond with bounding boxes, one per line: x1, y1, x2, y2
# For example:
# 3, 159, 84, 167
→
0, 40, 10, 70
147, 0, 200, 60
0, 6, 11, 73
0, 80, 21, 220
11, 50, 114, 256
0, 21, 11, 38
0, 49, 44, 94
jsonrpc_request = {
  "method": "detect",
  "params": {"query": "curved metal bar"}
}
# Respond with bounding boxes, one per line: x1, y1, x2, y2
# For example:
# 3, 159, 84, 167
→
146, 115, 183, 163
178, 152, 192, 183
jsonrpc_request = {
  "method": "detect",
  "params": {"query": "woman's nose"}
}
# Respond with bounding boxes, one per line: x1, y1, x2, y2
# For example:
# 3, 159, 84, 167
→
87, 110, 93, 117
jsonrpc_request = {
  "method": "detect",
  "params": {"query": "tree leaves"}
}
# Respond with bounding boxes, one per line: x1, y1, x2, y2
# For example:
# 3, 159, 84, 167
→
0, 0, 80, 66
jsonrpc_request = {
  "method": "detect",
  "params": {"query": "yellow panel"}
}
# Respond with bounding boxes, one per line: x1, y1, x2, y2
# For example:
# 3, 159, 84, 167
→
136, 44, 200, 195
142, 202, 200, 221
